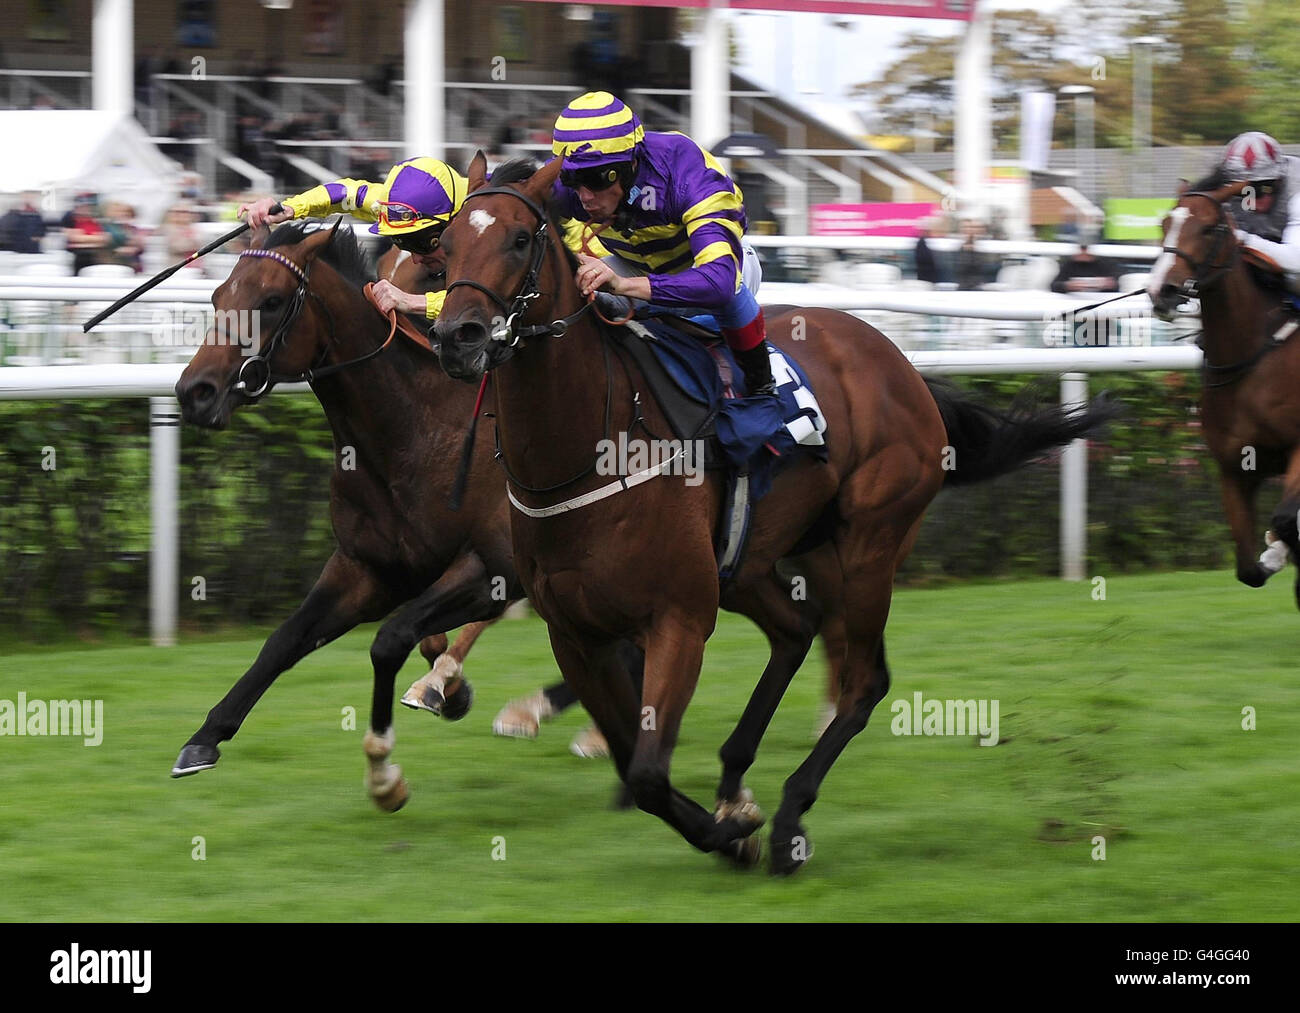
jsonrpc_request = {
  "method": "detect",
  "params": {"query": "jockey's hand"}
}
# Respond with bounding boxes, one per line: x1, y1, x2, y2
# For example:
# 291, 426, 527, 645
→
240, 197, 293, 230
576, 253, 620, 298
371, 279, 424, 316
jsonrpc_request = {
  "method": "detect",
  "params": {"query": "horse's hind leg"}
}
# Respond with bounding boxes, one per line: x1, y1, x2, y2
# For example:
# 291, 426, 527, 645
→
769, 504, 924, 876
1263, 448, 1300, 608
714, 565, 826, 853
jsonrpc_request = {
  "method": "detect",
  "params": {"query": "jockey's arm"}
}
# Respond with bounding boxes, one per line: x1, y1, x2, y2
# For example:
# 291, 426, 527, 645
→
281, 178, 384, 224
1235, 189, 1300, 274
369, 282, 446, 321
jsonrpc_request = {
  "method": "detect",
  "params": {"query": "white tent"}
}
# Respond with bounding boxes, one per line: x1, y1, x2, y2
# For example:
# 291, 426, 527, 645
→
0, 110, 183, 226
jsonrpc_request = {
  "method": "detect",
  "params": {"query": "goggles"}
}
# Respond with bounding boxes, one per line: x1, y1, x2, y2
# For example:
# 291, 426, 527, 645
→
560, 164, 626, 192
391, 226, 441, 255
378, 200, 429, 229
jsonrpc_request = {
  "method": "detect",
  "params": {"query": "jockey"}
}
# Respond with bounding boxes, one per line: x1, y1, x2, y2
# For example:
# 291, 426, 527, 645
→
239, 156, 468, 319
550, 91, 776, 396
1216, 131, 1300, 292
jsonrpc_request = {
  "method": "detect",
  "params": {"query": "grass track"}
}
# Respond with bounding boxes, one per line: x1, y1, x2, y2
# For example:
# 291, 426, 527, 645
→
1, 570, 1297, 922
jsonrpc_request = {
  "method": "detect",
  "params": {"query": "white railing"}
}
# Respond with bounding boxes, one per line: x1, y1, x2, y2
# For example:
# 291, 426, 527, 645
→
0, 342, 1200, 645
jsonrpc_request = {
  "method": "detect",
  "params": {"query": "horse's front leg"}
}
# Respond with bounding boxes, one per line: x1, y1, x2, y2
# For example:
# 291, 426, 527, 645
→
173, 551, 395, 776
1217, 467, 1273, 588
364, 551, 514, 811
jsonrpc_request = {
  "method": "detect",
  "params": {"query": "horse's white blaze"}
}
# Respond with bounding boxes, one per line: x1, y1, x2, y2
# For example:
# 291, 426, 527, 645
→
468, 209, 496, 236
1147, 206, 1189, 300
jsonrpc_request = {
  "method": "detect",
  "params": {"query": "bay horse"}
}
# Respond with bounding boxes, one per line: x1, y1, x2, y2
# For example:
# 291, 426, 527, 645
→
174, 220, 520, 810
1148, 181, 1300, 603
171, 218, 845, 817
433, 154, 1115, 873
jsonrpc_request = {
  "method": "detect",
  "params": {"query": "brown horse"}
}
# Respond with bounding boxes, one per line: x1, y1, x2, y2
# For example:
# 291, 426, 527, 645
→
1148, 182, 1300, 602
173, 220, 520, 810
433, 154, 1114, 873
171, 218, 844, 815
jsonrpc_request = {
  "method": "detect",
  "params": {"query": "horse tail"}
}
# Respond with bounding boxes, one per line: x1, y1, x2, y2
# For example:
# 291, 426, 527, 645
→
924, 379, 1119, 486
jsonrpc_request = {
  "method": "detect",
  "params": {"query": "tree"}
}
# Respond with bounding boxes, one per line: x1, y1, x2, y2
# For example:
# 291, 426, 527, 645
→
1243, 0, 1300, 142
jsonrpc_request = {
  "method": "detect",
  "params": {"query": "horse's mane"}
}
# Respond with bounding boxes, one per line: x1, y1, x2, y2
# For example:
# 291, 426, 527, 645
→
264, 219, 375, 289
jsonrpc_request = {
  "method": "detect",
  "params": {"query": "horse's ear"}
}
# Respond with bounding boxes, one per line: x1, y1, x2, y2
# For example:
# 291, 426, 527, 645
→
526, 158, 562, 203
467, 150, 488, 192
250, 223, 271, 250
299, 220, 340, 263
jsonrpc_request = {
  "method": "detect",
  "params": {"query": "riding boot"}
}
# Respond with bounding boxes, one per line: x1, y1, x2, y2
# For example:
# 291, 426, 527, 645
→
725, 310, 777, 397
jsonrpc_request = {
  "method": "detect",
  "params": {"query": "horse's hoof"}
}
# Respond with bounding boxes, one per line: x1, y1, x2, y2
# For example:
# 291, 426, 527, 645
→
372, 777, 409, 813
171, 743, 220, 777
1238, 565, 1270, 588
492, 690, 552, 739
440, 678, 473, 721
569, 724, 609, 758
718, 834, 763, 869
714, 787, 765, 835
768, 827, 812, 877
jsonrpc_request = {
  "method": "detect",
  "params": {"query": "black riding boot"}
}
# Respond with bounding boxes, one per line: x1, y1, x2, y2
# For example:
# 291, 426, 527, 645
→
732, 341, 777, 397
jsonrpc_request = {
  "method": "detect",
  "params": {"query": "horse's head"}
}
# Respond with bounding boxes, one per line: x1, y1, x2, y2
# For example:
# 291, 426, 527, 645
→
175, 222, 343, 428
434, 152, 564, 383
1147, 181, 1246, 321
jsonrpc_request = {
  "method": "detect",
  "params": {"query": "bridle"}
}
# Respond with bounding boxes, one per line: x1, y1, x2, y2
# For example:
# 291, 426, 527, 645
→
1165, 192, 1240, 299
442, 186, 592, 351
228, 246, 394, 398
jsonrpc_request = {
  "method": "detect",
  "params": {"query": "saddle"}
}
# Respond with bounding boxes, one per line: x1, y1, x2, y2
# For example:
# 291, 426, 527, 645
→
604, 312, 829, 583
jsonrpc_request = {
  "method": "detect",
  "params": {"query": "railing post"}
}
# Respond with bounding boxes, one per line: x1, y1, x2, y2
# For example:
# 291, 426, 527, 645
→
150, 396, 180, 646
1060, 372, 1088, 581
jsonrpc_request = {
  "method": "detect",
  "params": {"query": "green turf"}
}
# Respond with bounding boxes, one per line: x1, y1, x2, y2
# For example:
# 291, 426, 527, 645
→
1, 570, 1297, 922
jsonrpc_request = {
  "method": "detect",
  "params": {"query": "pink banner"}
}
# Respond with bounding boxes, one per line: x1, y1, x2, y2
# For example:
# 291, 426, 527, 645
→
811, 202, 940, 237
521, 0, 974, 18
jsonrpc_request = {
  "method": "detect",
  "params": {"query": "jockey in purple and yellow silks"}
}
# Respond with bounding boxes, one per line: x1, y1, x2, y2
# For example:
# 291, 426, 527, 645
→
550, 92, 775, 396
239, 156, 468, 320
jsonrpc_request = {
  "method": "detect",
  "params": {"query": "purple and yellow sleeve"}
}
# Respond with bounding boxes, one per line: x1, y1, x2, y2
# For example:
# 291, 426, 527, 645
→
282, 177, 388, 222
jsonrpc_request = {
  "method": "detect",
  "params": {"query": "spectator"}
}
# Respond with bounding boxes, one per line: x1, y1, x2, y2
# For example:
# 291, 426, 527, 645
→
1050, 241, 1119, 294
955, 220, 987, 291
1057, 211, 1080, 243
913, 218, 943, 284
60, 193, 110, 274
0, 192, 48, 254
161, 202, 202, 265
104, 202, 144, 273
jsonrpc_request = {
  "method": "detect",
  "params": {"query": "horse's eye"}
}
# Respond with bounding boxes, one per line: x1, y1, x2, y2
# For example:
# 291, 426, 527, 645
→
514, 232, 530, 250
263, 295, 284, 312
1202, 225, 1216, 236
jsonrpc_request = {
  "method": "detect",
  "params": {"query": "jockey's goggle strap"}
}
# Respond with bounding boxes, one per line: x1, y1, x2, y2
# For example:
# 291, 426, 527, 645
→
560, 164, 627, 192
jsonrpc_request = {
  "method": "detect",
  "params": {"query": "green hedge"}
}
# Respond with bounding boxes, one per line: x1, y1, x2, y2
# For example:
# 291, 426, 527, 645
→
0, 373, 1271, 639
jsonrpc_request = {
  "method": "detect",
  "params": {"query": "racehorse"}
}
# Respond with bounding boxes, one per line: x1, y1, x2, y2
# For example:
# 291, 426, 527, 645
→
171, 218, 846, 815
1148, 181, 1300, 604
174, 220, 519, 810
433, 154, 1116, 873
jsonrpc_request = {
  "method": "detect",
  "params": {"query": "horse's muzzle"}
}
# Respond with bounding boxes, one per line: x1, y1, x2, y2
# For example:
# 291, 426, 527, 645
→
435, 316, 494, 383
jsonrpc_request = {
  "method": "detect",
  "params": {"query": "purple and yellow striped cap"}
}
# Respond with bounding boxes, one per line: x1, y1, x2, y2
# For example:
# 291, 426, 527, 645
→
367, 157, 467, 236
552, 92, 644, 171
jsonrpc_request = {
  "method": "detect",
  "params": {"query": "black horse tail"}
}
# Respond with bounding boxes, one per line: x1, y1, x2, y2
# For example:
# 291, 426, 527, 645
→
925, 378, 1119, 486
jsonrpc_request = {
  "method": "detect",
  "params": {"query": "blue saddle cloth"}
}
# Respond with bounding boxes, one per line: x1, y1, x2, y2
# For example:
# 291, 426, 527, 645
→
633, 316, 827, 500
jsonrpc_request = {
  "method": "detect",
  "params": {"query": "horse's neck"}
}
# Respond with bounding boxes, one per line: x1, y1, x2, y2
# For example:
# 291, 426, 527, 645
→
1199, 262, 1273, 364
309, 283, 431, 467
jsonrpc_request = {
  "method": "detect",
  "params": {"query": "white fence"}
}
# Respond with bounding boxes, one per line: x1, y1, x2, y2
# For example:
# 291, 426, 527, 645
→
0, 340, 1203, 646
